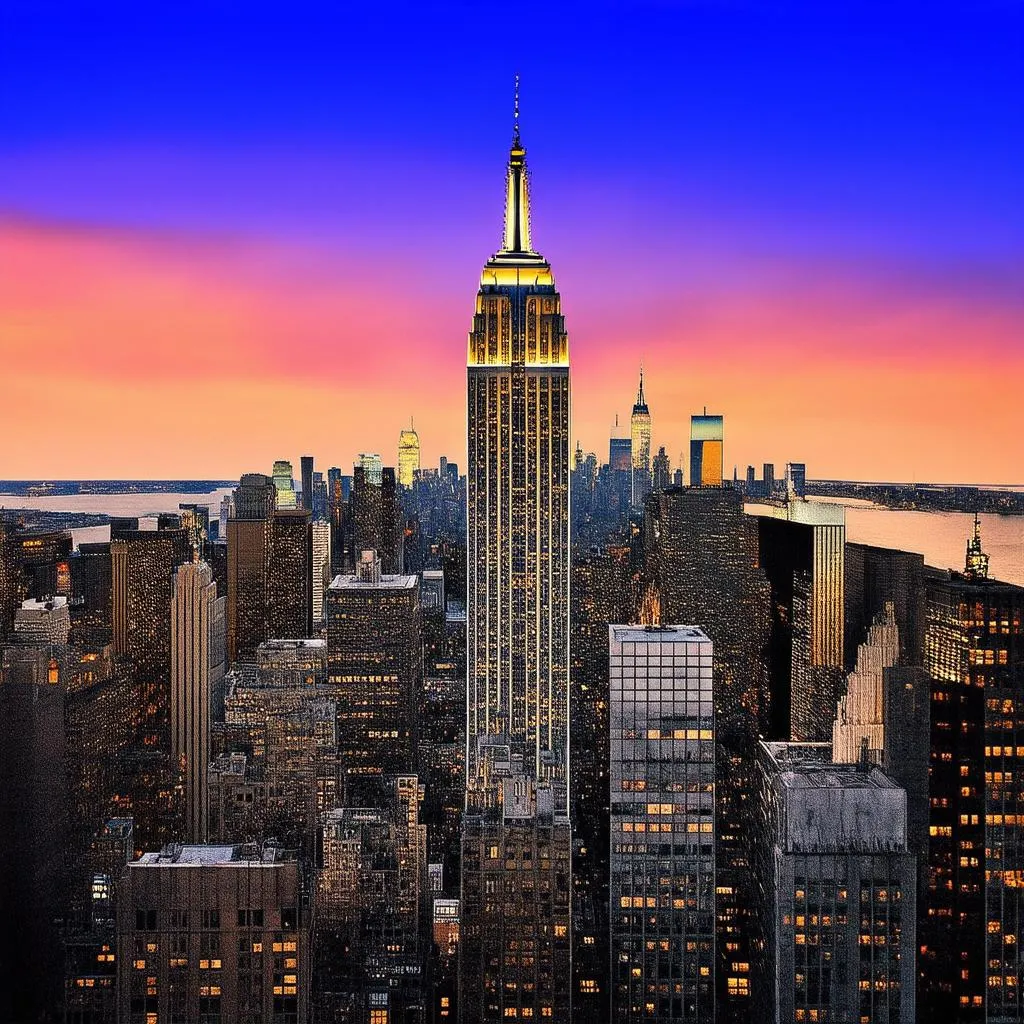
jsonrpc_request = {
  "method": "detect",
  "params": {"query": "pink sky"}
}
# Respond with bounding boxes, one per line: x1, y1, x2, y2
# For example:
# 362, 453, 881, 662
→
1, 215, 1021, 483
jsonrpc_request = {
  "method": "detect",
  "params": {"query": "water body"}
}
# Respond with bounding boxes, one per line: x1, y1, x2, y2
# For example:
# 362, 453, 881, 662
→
0, 488, 236, 547
3, 487, 1022, 588
760, 496, 1024, 588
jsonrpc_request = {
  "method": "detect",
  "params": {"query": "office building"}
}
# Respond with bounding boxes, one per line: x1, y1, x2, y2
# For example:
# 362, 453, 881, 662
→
0, 644, 70, 1022
399, 421, 422, 487
652, 446, 671, 492
689, 413, 724, 487
14, 594, 71, 644
273, 459, 298, 509
832, 602, 899, 764
630, 367, 652, 507
327, 550, 421, 801
267, 508, 313, 641
311, 519, 331, 626
844, 542, 926, 670
315, 776, 428, 1020
609, 624, 716, 1022
115, 843, 309, 1022
754, 500, 845, 742
300, 454, 314, 512
170, 559, 225, 842
350, 463, 404, 574
752, 742, 916, 1024
784, 462, 806, 499
111, 527, 191, 747
919, 537, 1024, 1022
460, 98, 573, 1021
178, 502, 210, 553
641, 485, 772, 1019
227, 473, 276, 663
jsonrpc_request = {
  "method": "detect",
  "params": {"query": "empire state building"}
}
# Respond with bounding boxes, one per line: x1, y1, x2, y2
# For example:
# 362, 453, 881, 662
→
465, 98, 571, 800
460, 93, 573, 1022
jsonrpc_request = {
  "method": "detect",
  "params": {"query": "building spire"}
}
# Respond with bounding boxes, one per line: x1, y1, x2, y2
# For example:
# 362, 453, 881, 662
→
965, 511, 990, 579
501, 75, 534, 255
637, 363, 646, 406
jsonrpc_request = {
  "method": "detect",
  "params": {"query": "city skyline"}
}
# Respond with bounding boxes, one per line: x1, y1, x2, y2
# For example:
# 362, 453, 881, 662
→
2, 3, 1021, 482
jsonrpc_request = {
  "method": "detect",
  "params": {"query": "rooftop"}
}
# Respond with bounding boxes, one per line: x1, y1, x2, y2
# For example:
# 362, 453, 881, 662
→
610, 624, 710, 645
329, 572, 418, 591
750, 499, 845, 527
135, 843, 291, 866
763, 741, 898, 789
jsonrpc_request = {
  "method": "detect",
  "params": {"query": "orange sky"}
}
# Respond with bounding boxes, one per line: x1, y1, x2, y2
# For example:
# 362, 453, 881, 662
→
1, 216, 1021, 483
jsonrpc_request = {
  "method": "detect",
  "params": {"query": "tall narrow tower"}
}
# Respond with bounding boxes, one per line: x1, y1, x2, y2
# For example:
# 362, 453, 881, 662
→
461, 85, 572, 1022
630, 365, 651, 507
465, 86, 570, 797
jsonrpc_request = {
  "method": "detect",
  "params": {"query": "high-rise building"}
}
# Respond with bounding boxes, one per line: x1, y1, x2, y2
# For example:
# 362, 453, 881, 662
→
783, 462, 806, 498
609, 624, 716, 1022
111, 527, 191, 747
630, 367, 652, 508
14, 594, 71, 644
357, 452, 384, 487
763, 462, 775, 494
460, 96, 573, 1022
115, 843, 310, 1022
751, 742, 916, 1024
844, 542, 926, 670
754, 501, 845, 742
832, 602, 899, 764
689, 413, 724, 487
227, 473, 276, 664
609, 417, 633, 511
311, 519, 331, 626
350, 463, 405, 574
273, 459, 298, 509
300, 454, 314, 512
327, 550, 422, 801
170, 559, 225, 842
267, 508, 313, 641
0, 644, 70, 1022
178, 502, 210, 553
315, 776, 428, 1020
652, 445, 671, 492
399, 420, 422, 488
919, 539, 1024, 1022
641, 486, 772, 1020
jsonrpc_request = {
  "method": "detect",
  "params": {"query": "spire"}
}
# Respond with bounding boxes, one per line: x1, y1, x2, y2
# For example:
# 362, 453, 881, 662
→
501, 75, 534, 255
632, 362, 649, 415
965, 511, 990, 579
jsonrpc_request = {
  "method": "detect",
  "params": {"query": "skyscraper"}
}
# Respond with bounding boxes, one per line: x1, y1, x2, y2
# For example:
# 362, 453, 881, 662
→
170, 559, 225, 842
115, 843, 310, 1022
920, 538, 1024, 1022
273, 458, 298, 509
327, 549, 422, 802
311, 519, 331, 625
689, 413, 724, 487
461, 93, 572, 1021
300, 454, 314, 512
227, 473, 276, 663
111, 527, 191, 747
399, 420, 421, 488
754, 500, 846, 742
609, 624, 716, 1022
630, 367, 651, 508
751, 742, 916, 1024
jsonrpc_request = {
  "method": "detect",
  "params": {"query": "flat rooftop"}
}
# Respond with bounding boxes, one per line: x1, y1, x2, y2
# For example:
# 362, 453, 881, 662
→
329, 573, 418, 591
135, 843, 291, 866
257, 638, 326, 652
763, 741, 899, 790
610, 624, 710, 645
748, 499, 845, 527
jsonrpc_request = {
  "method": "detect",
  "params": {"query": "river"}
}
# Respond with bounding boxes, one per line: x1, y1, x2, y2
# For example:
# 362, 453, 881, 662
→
3, 487, 1022, 587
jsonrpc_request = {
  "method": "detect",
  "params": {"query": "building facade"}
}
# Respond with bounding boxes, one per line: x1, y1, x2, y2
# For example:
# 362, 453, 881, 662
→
170, 559, 225, 842
460, 101, 573, 1021
609, 625, 716, 1022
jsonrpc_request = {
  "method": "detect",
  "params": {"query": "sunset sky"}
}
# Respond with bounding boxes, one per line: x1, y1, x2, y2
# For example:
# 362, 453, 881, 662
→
1, 1, 1021, 482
